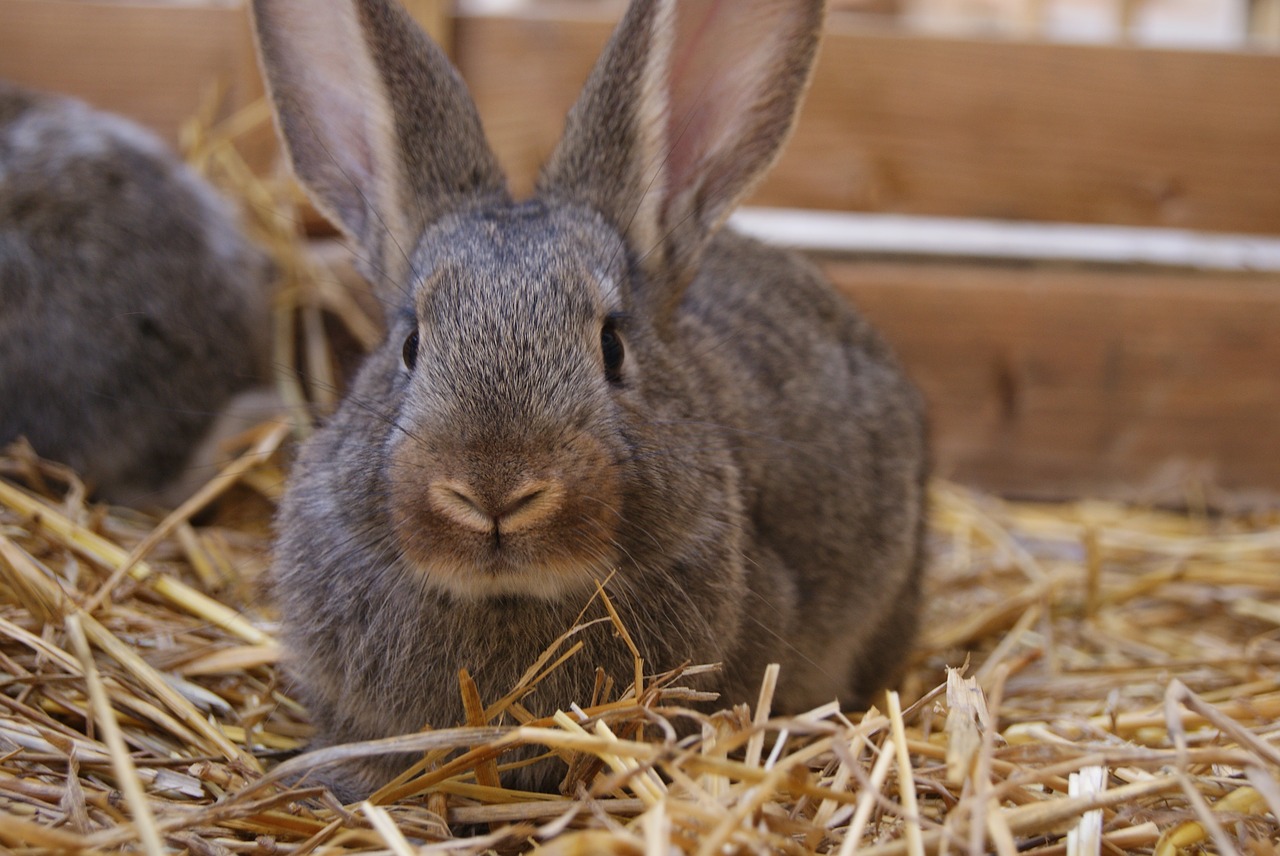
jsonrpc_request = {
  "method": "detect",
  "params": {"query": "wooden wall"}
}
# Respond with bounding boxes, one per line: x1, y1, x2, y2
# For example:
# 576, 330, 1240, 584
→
453, 9, 1280, 504
0, 0, 262, 146
828, 260, 1280, 503
0, 0, 450, 151
2, 1, 1277, 503
456, 12, 1280, 236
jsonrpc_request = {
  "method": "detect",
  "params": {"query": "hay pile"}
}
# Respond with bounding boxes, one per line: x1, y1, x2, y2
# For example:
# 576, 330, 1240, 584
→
0, 102, 1277, 854
1, 458, 1278, 854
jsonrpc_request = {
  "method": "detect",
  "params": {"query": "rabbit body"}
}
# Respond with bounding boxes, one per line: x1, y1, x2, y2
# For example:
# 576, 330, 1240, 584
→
256, 0, 927, 799
0, 82, 273, 502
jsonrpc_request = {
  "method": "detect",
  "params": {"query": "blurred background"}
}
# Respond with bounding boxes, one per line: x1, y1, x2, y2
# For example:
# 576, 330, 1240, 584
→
2, 0, 1277, 507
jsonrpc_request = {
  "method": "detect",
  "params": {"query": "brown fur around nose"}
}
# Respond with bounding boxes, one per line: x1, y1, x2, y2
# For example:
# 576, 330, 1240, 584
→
388, 428, 624, 600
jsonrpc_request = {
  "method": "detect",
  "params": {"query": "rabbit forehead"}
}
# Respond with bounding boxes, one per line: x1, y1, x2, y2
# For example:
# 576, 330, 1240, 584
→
401, 203, 625, 422
409, 201, 627, 313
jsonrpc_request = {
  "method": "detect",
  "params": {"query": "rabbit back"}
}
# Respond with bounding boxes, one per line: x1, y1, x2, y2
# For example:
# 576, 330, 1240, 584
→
680, 230, 927, 710
0, 82, 273, 502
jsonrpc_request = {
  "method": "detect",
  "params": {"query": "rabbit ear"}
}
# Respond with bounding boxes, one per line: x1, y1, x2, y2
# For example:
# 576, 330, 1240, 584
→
252, 0, 507, 288
540, 0, 823, 301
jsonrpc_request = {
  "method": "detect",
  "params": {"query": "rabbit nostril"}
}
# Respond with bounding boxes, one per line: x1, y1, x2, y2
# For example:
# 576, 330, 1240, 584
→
496, 480, 563, 532
502, 486, 543, 515
449, 488, 484, 514
426, 479, 563, 535
427, 481, 494, 533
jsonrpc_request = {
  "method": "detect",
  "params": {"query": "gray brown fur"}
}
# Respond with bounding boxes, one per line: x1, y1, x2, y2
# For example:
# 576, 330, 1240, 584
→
255, 0, 927, 800
0, 82, 274, 503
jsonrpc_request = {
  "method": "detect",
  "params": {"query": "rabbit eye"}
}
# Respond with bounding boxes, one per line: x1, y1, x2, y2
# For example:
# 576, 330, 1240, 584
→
601, 320, 624, 384
402, 329, 420, 371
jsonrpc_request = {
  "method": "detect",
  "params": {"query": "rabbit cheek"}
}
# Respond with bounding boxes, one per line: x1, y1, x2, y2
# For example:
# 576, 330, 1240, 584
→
385, 434, 624, 599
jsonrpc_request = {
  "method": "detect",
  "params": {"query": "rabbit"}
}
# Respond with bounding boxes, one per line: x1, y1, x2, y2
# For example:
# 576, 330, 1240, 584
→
0, 81, 276, 505
254, 0, 928, 800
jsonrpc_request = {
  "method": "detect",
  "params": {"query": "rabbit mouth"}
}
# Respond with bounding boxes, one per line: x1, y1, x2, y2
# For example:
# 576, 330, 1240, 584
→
394, 516, 624, 598
387, 468, 624, 600
394, 533, 620, 601
385, 425, 625, 600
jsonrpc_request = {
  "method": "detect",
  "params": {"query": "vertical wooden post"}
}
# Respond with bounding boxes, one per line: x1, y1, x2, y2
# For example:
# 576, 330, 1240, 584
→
1116, 0, 1141, 41
1251, 0, 1280, 45
1017, 0, 1045, 39
402, 0, 452, 53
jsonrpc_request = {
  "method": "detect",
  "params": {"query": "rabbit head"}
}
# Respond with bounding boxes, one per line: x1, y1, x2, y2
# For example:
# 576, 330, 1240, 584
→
255, 0, 827, 594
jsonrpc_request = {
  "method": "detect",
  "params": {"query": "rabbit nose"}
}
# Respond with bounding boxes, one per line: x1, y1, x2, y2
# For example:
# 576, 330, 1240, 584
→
427, 478, 564, 534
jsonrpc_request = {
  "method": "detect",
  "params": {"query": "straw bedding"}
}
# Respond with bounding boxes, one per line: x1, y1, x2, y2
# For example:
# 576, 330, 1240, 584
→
0, 105, 1277, 855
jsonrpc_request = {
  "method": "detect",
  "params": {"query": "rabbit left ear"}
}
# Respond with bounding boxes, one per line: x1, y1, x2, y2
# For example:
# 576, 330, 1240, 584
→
252, 0, 509, 292
539, 0, 824, 294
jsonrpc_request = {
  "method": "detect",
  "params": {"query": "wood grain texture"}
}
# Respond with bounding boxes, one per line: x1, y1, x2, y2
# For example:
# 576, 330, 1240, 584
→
402, 0, 453, 51
4, 1, 1274, 499
826, 259, 1280, 502
455, 12, 1280, 235
0, 0, 263, 147
308, 234, 1280, 500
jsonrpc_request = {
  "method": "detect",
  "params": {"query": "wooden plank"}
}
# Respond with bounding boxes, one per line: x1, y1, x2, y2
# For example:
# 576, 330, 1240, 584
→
0, 0, 264, 149
4, 1, 1274, 500
733, 208, 1280, 270
308, 231, 1280, 502
455, 11, 1280, 235
403, 0, 454, 51
453, 9, 603, 198
824, 259, 1280, 503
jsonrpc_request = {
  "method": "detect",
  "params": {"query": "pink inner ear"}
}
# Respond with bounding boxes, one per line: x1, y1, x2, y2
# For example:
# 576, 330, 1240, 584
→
291, 13, 385, 192
300, 69, 375, 185
663, 0, 804, 201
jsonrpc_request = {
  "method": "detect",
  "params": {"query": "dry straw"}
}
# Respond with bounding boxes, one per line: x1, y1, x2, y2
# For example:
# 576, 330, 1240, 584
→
2, 457, 1277, 854
0, 102, 1276, 854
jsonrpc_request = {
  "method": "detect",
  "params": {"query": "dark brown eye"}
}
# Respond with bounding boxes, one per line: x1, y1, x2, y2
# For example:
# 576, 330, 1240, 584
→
601, 320, 624, 385
402, 329, 419, 371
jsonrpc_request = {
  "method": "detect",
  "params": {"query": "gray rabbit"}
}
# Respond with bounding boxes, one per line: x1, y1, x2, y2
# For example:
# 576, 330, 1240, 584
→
0, 82, 274, 504
255, 0, 927, 799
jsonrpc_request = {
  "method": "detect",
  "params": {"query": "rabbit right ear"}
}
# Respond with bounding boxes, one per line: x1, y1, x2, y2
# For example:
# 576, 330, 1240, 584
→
540, 0, 823, 318
252, 0, 508, 289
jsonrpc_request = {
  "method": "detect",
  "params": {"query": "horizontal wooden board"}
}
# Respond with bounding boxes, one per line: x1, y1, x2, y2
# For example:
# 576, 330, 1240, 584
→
309, 235, 1280, 503
0, 0, 263, 148
455, 11, 1280, 235
0, 0, 448, 165
826, 259, 1280, 503
5, 3, 1277, 234
4, 1, 1276, 500
732, 208, 1280, 270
